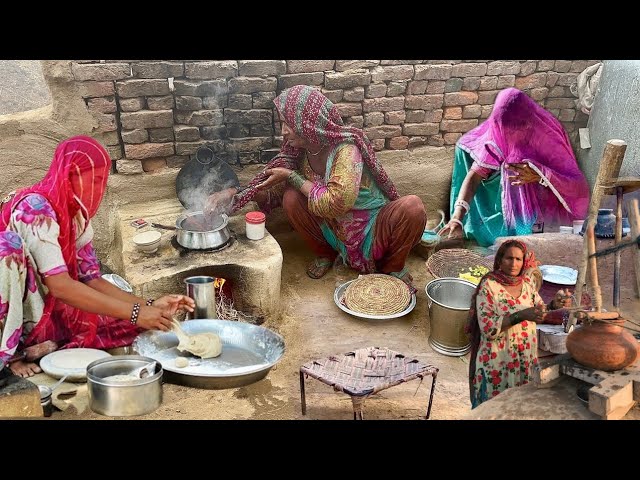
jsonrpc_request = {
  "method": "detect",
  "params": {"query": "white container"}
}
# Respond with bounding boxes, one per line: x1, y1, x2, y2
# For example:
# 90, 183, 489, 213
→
132, 230, 162, 253
559, 226, 573, 234
573, 220, 585, 235
245, 211, 266, 240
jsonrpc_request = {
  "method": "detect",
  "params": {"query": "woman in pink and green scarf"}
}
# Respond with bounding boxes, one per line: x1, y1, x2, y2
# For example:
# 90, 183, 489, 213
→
439, 88, 590, 247
206, 85, 426, 287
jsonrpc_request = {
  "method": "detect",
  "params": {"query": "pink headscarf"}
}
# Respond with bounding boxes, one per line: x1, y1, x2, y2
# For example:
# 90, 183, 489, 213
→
457, 88, 589, 227
0, 135, 111, 279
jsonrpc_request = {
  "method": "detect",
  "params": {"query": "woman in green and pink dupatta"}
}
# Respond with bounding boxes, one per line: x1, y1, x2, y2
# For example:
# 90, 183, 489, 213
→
205, 85, 427, 288
439, 88, 590, 247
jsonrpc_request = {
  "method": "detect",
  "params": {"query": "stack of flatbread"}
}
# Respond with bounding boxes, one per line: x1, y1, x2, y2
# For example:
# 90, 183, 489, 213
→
343, 274, 411, 315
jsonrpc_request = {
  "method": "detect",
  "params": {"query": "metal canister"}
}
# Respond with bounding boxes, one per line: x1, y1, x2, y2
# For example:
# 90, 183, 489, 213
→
185, 276, 217, 319
86, 355, 163, 417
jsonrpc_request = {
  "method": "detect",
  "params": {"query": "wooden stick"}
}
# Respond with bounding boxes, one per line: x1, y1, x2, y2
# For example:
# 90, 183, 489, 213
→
587, 226, 603, 312
614, 186, 623, 309
570, 139, 627, 331
627, 198, 640, 299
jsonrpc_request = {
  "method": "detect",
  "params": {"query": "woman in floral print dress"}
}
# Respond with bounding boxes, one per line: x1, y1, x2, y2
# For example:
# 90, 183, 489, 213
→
0, 136, 194, 377
466, 239, 569, 408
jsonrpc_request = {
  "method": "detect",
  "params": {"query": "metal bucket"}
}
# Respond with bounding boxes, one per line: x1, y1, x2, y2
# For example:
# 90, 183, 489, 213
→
185, 276, 217, 319
425, 278, 476, 357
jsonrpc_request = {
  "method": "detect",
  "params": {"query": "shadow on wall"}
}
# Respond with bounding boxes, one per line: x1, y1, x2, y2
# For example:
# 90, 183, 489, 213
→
0, 61, 95, 199
0, 61, 51, 116
578, 61, 640, 216
578, 61, 640, 186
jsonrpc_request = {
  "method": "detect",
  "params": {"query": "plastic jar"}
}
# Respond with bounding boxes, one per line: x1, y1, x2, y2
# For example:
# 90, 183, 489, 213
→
245, 211, 266, 240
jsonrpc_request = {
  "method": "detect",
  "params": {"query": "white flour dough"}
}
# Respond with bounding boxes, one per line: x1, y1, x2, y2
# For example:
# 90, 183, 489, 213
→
177, 332, 222, 359
175, 357, 189, 368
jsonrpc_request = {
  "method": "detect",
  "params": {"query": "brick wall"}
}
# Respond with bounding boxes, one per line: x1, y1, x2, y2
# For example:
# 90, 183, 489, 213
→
72, 60, 598, 175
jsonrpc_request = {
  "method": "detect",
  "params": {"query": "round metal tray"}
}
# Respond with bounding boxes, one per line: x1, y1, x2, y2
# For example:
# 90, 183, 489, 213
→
334, 280, 416, 321
539, 265, 578, 286
132, 319, 284, 389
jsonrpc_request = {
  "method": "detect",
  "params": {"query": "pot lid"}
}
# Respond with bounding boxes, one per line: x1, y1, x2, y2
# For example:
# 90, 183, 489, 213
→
176, 146, 240, 211
245, 211, 266, 224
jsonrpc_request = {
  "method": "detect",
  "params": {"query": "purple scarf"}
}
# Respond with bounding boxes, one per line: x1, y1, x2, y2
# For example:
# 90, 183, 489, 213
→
457, 88, 589, 227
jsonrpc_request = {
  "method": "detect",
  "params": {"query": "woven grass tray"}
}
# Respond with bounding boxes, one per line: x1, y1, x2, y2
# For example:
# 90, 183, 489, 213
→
343, 274, 411, 316
334, 276, 416, 321
426, 248, 493, 280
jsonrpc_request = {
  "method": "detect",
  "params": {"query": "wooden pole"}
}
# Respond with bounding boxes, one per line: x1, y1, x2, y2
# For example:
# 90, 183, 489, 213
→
613, 186, 623, 309
627, 198, 640, 299
568, 139, 627, 332
586, 226, 602, 311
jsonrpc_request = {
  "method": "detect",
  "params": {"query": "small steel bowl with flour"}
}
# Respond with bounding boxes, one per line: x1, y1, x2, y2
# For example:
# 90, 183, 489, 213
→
86, 355, 163, 417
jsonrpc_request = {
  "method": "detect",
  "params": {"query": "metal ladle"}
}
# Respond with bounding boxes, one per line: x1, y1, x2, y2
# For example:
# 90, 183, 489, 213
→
38, 374, 69, 417
128, 361, 157, 379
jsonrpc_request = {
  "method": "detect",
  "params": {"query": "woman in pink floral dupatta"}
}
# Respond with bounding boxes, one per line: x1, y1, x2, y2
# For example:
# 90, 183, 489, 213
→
0, 136, 194, 377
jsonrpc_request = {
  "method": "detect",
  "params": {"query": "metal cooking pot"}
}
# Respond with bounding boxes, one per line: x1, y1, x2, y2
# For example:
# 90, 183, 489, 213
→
175, 211, 231, 250
86, 355, 162, 417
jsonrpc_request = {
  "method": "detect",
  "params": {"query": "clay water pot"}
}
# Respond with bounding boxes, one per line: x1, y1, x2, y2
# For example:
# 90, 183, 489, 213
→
566, 319, 639, 371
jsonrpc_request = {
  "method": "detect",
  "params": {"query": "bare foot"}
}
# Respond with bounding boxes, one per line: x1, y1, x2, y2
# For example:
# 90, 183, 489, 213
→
9, 360, 42, 378
306, 257, 334, 279
390, 271, 418, 295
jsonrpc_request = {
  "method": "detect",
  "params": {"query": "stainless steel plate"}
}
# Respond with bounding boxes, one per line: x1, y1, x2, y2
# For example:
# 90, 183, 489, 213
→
132, 319, 284, 389
333, 280, 416, 321
102, 273, 133, 293
539, 265, 578, 286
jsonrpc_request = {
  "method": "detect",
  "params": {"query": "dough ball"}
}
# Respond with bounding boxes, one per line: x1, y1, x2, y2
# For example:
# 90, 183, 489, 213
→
175, 357, 189, 368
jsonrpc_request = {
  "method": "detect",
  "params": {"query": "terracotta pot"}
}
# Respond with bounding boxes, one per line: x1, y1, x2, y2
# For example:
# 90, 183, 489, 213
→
566, 319, 639, 371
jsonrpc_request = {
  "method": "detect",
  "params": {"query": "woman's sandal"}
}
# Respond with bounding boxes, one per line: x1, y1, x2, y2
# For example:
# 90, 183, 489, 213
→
306, 257, 334, 279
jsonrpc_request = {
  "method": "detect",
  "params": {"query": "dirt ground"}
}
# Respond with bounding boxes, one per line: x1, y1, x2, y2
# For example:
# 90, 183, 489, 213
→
55, 230, 469, 420
53, 229, 640, 421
